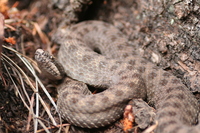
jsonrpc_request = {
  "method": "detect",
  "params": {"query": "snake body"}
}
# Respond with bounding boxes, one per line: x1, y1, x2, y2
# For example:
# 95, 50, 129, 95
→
37, 21, 200, 132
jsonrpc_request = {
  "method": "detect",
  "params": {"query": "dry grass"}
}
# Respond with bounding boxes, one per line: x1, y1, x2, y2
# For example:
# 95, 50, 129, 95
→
1, 45, 68, 132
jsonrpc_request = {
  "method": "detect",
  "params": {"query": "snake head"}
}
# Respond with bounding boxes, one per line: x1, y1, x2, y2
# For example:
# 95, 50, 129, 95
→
35, 49, 65, 81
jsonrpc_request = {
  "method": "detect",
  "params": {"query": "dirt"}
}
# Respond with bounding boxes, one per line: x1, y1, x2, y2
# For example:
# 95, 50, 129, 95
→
0, 0, 199, 132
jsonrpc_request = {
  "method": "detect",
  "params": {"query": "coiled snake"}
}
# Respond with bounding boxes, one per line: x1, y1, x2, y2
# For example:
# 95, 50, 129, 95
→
35, 21, 200, 132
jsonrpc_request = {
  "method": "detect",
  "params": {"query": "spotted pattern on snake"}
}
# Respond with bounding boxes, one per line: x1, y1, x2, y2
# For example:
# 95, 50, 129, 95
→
46, 21, 199, 132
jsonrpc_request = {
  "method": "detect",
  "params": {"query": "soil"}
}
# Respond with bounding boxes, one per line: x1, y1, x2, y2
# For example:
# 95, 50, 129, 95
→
0, 0, 199, 132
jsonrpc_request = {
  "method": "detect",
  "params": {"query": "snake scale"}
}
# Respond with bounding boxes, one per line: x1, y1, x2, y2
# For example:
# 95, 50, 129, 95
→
35, 21, 200, 132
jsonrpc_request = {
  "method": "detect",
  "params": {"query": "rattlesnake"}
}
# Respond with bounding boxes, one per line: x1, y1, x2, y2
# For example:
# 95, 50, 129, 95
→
35, 21, 200, 132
